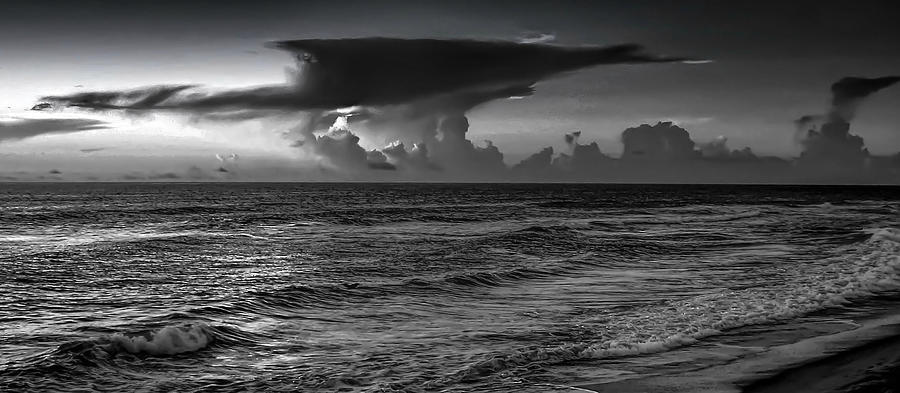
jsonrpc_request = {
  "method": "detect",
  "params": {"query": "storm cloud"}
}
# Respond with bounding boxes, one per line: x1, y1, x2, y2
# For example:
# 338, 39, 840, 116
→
829, 76, 900, 121
36, 37, 699, 179
621, 122, 698, 160
796, 76, 900, 171
27, 35, 900, 183
42, 38, 693, 115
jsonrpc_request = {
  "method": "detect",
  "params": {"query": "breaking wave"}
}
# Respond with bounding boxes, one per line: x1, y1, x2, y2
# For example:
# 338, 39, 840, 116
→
0, 323, 221, 389
109, 323, 213, 356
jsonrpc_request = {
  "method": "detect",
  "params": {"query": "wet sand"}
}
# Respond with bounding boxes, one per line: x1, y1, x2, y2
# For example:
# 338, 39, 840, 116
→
577, 321, 900, 393
742, 331, 900, 393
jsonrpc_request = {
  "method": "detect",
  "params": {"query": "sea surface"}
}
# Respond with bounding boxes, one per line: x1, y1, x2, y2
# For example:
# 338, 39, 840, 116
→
1, 183, 899, 392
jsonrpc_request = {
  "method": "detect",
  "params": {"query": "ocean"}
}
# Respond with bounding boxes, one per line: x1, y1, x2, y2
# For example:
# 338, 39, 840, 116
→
1, 183, 899, 392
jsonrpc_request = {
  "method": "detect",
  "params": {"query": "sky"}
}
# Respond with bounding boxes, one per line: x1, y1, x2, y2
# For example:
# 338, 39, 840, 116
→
1, 0, 899, 182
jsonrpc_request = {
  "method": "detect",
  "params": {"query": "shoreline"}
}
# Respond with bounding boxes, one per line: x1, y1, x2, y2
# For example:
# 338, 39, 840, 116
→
741, 329, 900, 393
576, 320, 900, 393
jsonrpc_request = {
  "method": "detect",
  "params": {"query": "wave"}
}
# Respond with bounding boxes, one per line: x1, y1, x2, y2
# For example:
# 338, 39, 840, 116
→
237, 264, 587, 317
243, 267, 562, 313
442, 266, 563, 288
869, 227, 900, 244
109, 323, 213, 356
416, 228, 900, 389
0, 323, 220, 387
487, 224, 589, 246
589, 209, 763, 226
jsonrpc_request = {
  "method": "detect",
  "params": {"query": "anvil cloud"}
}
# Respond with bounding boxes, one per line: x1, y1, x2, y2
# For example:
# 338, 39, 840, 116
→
42, 38, 693, 114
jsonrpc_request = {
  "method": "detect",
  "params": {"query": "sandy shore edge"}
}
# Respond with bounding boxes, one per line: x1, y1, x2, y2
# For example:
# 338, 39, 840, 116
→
576, 323, 900, 393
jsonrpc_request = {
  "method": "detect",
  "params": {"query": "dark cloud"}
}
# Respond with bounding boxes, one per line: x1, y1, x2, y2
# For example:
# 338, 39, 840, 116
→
42, 38, 693, 114
0, 117, 108, 143
365, 150, 396, 170
505, 122, 788, 182
37, 37, 697, 180
830, 76, 900, 121
512, 147, 554, 175
796, 76, 899, 170
268, 38, 693, 107
291, 116, 396, 172
799, 119, 868, 166
427, 114, 507, 176
554, 130, 613, 174
553, 141, 611, 172
621, 122, 698, 160
311, 128, 370, 170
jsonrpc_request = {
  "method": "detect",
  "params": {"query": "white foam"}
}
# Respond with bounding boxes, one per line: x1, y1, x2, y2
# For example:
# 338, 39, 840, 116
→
109, 323, 212, 356
868, 227, 900, 244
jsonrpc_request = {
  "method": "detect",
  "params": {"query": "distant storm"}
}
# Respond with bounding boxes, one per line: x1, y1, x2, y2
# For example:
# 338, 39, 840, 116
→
1, 0, 898, 183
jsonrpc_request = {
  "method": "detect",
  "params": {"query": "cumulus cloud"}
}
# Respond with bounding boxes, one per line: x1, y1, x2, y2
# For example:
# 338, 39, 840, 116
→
549, 131, 613, 174
800, 119, 868, 164
0, 117, 108, 143
512, 147, 554, 177
426, 115, 506, 176
291, 116, 397, 172
382, 141, 435, 171
553, 140, 611, 172
365, 150, 395, 170
796, 76, 899, 170
621, 121, 698, 160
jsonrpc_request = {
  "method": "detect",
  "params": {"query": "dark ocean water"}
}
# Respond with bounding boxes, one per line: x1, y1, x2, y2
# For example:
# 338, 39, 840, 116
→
1, 183, 899, 392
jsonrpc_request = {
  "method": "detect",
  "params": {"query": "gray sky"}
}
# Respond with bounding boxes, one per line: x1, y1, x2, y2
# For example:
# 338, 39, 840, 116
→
1, 0, 899, 182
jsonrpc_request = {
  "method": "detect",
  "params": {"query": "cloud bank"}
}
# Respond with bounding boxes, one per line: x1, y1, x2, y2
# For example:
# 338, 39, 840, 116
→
21, 37, 900, 183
